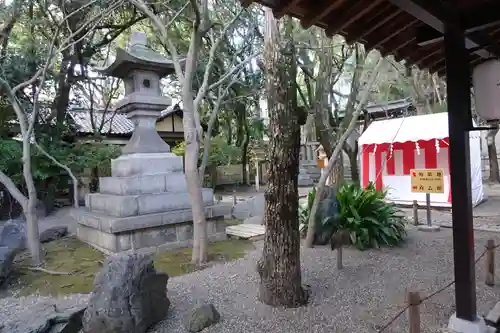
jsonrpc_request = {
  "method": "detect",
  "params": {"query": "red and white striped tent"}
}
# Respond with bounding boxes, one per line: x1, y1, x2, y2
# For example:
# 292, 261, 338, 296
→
358, 112, 486, 207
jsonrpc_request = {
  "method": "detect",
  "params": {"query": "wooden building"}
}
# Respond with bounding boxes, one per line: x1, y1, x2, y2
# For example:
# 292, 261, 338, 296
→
68, 104, 186, 148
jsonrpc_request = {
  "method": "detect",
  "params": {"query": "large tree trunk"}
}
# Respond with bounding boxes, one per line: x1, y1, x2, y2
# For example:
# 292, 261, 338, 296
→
257, 11, 308, 308
241, 118, 250, 185
487, 129, 500, 183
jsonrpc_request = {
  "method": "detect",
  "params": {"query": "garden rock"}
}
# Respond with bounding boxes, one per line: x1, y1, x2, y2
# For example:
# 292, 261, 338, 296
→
0, 246, 16, 285
82, 252, 170, 333
40, 226, 68, 243
232, 194, 265, 220
2, 303, 86, 333
183, 303, 221, 333
0, 218, 27, 251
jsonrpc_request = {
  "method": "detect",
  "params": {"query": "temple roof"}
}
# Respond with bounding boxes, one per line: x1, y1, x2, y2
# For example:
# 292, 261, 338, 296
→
241, 0, 500, 76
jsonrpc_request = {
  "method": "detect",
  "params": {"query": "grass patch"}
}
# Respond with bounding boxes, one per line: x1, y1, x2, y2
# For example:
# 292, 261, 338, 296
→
11, 237, 253, 296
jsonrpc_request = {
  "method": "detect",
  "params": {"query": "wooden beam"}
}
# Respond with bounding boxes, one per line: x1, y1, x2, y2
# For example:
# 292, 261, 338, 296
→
300, 0, 348, 30
346, 6, 402, 43
325, 0, 384, 37
417, 20, 500, 46
414, 45, 442, 65
370, 18, 419, 50
273, 0, 302, 19
387, 0, 496, 58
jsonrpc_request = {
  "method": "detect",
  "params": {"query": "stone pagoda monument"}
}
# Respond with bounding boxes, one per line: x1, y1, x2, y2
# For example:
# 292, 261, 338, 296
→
74, 32, 230, 254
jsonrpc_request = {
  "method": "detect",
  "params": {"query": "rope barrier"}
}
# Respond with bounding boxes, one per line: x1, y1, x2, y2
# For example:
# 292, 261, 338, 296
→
376, 242, 500, 333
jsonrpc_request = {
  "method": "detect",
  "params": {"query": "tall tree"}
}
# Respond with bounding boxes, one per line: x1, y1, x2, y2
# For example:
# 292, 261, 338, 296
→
0, 0, 120, 264
257, 10, 308, 307
132, 0, 259, 265
304, 53, 384, 248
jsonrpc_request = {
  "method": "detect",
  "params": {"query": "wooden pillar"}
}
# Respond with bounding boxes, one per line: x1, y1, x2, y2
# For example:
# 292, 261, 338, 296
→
444, 15, 477, 321
255, 159, 260, 192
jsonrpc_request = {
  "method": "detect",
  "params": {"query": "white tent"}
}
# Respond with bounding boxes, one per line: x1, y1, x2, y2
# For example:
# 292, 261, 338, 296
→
358, 112, 486, 207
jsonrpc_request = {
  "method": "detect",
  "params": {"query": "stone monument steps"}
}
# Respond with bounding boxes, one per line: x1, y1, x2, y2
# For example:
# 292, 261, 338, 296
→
75, 203, 231, 253
86, 189, 214, 218
99, 172, 188, 195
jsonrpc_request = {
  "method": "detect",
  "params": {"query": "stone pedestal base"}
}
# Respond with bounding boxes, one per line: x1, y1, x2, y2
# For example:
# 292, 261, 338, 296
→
448, 314, 493, 333
73, 204, 231, 254
75, 152, 232, 254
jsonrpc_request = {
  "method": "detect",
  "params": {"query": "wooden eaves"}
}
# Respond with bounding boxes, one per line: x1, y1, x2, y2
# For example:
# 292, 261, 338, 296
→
241, 0, 500, 76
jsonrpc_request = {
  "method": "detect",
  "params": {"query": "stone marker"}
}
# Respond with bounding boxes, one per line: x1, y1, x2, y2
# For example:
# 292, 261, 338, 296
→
82, 252, 169, 333
183, 303, 221, 333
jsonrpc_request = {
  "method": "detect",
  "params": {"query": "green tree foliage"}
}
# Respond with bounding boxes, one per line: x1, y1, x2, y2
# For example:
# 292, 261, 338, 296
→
172, 136, 241, 167
0, 138, 119, 190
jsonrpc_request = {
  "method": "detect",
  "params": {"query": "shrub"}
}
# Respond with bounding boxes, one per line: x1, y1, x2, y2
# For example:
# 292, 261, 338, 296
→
301, 183, 406, 250
335, 183, 406, 250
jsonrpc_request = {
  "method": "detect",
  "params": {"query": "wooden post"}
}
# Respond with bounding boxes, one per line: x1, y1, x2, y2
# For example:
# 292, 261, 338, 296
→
486, 239, 495, 286
337, 246, 343, 269
413, 200, 419, 226
426, 193, 432, 226
407, 291, 421, 333
255, 159, 260, 192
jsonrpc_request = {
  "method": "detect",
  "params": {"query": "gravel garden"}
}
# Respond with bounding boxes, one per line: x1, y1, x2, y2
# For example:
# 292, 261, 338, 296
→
1, 184, 500, 333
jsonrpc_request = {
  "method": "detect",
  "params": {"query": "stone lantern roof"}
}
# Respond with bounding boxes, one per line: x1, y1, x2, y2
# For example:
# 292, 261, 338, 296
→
95, 32, 176, 79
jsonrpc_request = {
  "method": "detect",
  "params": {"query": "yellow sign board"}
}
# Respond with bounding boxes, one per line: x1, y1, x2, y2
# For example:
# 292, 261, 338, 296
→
410, 168, 445, 194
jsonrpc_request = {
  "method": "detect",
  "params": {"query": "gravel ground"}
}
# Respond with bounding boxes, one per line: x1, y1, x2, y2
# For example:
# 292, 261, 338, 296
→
2, 227, 500, 333
153, 227, 500, 333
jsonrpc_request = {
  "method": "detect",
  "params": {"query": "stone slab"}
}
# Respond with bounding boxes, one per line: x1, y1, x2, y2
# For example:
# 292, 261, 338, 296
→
111, 153, 183, 177
76, 218, 227, 254
99, 173, 187, 195
73, 203, 232, 234
87, 188, 214, 217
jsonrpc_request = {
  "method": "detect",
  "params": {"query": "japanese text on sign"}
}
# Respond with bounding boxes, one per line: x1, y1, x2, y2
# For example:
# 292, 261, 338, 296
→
410, 168, 445, 194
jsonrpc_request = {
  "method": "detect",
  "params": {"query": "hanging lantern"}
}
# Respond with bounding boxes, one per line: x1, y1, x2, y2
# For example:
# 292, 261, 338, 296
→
415, 142, 420, 155
472, 60, 500, 121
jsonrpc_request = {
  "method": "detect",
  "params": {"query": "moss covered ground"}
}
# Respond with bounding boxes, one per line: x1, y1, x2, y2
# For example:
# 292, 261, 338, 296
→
11, 227, 251, 296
